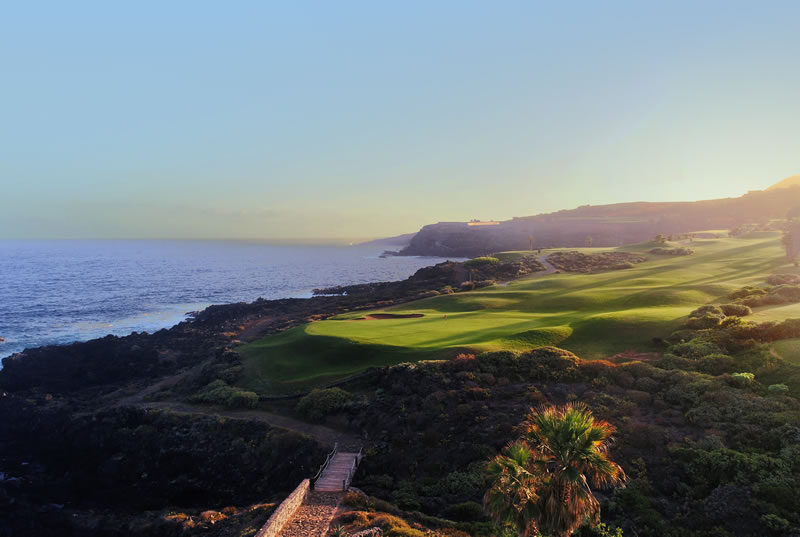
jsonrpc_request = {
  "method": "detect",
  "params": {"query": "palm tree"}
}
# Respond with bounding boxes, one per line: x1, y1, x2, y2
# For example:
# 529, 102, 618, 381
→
485, 443, 542, 536
484, 403, 626, 537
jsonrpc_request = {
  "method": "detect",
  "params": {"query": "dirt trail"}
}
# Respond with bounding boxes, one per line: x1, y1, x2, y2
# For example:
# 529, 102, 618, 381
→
115, 362, 208, 407
136, 401, 361, 450
770, 346, 783, 360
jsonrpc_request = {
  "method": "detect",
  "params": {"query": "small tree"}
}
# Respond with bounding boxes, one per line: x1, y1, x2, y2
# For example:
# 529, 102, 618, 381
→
585, 236, 593, 247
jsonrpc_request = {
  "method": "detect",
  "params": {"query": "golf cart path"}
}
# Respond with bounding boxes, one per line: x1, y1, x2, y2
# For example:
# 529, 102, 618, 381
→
497, 254, 558, 287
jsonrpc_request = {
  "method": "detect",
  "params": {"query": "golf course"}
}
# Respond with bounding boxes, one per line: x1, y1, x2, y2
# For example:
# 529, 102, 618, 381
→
239, 232, 795, 394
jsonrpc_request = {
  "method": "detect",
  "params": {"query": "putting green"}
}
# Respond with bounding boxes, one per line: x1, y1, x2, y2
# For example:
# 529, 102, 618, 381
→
239, 232, 791, 394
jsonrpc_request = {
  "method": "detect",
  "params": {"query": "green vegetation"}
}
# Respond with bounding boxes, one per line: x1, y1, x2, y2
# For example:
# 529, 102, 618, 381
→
188, 379, 259, 408
485, 403, 626, 537
239, 233, 790, 394
771, 338, 800, 364
295, 387, 353, 421
464, 256, 500, 268
350, 344, 800, 537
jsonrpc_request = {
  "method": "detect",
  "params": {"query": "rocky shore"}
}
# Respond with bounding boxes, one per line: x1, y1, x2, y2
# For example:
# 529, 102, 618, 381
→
0, 257, 511, 536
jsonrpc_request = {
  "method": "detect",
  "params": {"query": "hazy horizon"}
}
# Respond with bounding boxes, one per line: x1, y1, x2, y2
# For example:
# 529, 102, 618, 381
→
2, 1, 799, 240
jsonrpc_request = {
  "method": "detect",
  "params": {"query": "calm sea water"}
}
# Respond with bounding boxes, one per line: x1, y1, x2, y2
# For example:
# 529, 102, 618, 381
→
0, 240, 458, 359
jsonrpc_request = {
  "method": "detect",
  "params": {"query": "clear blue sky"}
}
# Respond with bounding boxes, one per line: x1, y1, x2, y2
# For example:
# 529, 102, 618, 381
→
1, 1, 798, 240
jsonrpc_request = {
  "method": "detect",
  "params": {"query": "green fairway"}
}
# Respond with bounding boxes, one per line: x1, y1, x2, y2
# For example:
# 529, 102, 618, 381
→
239, 232, 792, 394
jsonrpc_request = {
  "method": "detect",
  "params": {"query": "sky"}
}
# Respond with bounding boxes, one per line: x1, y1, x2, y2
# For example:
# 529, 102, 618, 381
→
1, 1, 799, 240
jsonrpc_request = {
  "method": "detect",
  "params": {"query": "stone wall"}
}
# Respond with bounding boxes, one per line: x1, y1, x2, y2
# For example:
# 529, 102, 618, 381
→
255, 479, 310, 537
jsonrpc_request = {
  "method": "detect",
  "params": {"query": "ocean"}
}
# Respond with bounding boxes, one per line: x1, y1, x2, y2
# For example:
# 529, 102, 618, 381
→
0, 240, 458, 359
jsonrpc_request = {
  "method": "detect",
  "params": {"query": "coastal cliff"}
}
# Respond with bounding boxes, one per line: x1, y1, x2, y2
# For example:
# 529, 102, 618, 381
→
400, 187, 800, 256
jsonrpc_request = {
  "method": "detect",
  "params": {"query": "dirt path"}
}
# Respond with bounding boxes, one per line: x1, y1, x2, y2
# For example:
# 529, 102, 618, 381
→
497, 254, 558, 287
770, 346, 783, 360
137, 401, 361, 449
115, 362, 208, 407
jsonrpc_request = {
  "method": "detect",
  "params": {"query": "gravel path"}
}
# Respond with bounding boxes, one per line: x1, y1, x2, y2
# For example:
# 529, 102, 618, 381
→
280, 491, 343, 537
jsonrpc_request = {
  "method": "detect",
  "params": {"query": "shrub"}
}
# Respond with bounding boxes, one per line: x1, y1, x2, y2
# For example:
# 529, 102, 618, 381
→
337, 511, 370, 526
697, 354, 735, 375
649, 247, 693, 256
386, 529, 425, 537
228, 390, 259, 408
416, 290, 440, 299
774, 284, 800, 302
372, 514, 412, 532
669, 338, 723, 358
189, 380, 259, 409
444, 501, 484, 522
464, 256, 499, 268
689, 305, 724, 318
473, 279, 496, 288
727, 286, 768, 301
731, 372, 755, 387
687, 314, 723, 330
760, 513, 790, 532
719, 303, 752, 317
766, 274, 800, 286
296, 388, 352, 421
767, 383, 789, 394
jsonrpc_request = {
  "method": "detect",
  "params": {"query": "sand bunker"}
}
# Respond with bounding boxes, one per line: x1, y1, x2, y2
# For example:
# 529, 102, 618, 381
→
352, 313, 424, 321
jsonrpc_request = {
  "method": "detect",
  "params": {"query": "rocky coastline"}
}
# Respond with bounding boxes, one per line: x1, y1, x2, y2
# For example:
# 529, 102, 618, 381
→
0, 256, 530, 536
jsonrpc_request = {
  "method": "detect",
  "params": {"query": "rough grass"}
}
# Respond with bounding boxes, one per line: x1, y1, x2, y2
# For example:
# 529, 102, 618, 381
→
239, 232, 790, 394
771, 338, 800, 365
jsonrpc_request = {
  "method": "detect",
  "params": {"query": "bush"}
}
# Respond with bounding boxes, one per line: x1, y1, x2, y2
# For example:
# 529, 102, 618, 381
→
697, 354, 735, 375
228, 390, 259, 408
296, 388, 352, 421
767, 383, 789, 394
386, 529, 425, 537
687, 314, 723, 330
760, 513, 790, 532
444, 501, 484, 522
766, 274, 800, 286
669, 338, 723, 358
719, 304, 752, 317
727, 286, 768, 301
189, 380, 259, 409
464, 256, 499, 268
689, 305, 724, 318
731, 372, 755, 387
649, 247, 693, 256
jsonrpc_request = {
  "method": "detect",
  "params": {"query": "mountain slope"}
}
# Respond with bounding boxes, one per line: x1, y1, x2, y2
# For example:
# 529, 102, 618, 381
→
767, 174, 800, 190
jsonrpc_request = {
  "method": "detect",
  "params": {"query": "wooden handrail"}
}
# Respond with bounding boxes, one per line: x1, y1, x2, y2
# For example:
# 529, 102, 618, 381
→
310, 442, 338, 488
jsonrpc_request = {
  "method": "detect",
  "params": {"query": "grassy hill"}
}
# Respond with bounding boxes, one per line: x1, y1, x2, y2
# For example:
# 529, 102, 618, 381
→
239, 232, 793, 394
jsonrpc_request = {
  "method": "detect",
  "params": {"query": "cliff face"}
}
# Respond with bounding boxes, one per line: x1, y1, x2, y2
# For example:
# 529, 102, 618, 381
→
401, 188, 800, 257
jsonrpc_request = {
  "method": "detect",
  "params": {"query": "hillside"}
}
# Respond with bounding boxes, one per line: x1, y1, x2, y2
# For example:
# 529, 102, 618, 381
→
400, 186, 800, 256
767, 174, 800, 191
238, 232, 791, 394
